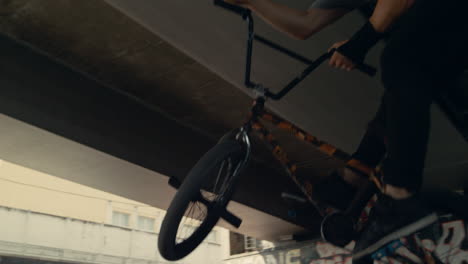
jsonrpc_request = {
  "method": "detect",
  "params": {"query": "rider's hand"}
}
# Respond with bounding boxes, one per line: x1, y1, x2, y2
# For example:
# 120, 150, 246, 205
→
223, 0, 252, 8
328, 40, 356, 72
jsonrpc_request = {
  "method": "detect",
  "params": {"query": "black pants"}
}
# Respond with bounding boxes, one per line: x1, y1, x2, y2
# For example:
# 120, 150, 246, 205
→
351, 0, 468, 192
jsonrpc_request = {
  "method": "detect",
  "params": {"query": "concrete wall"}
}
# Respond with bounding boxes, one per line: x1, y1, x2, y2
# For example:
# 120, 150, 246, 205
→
0, 159, 230, 263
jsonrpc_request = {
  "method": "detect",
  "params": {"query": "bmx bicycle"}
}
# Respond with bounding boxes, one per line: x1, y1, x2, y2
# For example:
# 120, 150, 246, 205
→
158, 1, 468, 262
158, 1, 378, 261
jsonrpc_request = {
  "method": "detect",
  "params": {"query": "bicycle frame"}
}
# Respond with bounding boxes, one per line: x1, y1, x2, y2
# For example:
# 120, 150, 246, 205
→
238, 97, 376, 216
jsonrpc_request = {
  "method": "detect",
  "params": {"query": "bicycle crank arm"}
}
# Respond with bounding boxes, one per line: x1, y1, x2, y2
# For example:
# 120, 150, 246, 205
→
220, 208, 243, 228
168, 177, 243, 228
196, 194, 243, 228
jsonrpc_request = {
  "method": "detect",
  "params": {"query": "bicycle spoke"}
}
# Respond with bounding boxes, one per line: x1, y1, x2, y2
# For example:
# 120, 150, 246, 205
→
174, 152, 242, 246
178, 201, 202, 242
202, 157, 235, 203
212, 160, 227, 196
195, 202, 207, 220
212, 160, 229, 199
180, 206, 194, 233
183, 203, 194, 222
218, 159, 234, 196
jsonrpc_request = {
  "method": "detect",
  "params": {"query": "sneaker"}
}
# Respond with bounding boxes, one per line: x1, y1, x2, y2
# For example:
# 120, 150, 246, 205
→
352, 193, 438, 261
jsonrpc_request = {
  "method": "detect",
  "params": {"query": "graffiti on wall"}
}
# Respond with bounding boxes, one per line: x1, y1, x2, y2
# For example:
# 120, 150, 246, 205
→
224, 216, 468, 264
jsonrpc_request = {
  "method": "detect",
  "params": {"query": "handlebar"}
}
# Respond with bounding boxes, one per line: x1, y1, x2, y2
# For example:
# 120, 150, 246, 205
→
214, 0, 250, 18
356, 61, 377, 77
264, 50, 376, 100
213, 0, 377, 101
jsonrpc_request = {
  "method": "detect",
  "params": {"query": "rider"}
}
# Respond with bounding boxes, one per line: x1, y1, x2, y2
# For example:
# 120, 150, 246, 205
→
225, 0, 468, 258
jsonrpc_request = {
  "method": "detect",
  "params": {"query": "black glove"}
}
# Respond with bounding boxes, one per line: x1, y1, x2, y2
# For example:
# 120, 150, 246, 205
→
337, 21, 384, 64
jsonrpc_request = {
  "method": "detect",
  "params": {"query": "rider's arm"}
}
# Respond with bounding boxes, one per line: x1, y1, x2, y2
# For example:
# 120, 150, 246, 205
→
330, 0, 414, 68
369, 0, 414, 32
239, 0, 350, 40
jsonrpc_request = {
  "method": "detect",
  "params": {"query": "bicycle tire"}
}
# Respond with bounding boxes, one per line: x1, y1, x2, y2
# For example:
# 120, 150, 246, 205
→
158, 140, 245, 260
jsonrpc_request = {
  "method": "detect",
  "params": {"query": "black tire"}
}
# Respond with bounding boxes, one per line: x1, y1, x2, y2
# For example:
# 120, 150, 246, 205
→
158, 140, 245, 261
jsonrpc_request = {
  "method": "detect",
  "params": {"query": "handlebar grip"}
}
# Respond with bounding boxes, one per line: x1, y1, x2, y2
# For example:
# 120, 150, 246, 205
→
214, 0, 250, 17
328, 48, 377, 77
356, 63, 377, 77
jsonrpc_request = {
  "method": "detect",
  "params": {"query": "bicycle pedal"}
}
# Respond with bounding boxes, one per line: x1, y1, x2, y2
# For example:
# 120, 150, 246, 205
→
281, 192, 307, 203
371, 240, 404, 260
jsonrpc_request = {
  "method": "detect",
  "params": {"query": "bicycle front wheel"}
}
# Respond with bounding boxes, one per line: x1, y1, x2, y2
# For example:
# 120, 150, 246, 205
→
158, 140, 246, 261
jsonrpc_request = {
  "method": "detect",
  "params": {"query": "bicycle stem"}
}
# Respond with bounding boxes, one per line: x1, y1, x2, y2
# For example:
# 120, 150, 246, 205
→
245, 14, 255, 89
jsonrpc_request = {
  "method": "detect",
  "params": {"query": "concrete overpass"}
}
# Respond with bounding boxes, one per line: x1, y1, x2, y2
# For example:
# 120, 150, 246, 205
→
0, 0, 467, 242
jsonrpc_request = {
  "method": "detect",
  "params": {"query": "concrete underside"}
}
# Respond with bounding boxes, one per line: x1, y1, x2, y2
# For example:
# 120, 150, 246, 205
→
0, 34, 315, 240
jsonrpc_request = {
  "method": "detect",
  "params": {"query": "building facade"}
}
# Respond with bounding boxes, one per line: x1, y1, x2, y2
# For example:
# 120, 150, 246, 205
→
0, 159, 230, 264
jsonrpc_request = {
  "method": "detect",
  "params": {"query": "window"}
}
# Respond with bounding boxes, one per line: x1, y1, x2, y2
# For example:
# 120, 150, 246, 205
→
244, 236, 257, 252
112, 211, 130, 227
138, 216, 155, 232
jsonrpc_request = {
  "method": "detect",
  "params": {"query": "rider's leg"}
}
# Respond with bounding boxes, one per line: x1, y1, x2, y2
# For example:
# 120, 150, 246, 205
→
380, 1, 468, 197
354, 0, 468, 256
379, 47, 433, 194
351, 95, 387, 168
341, 95, 387, 183
320, 98, 387, 209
